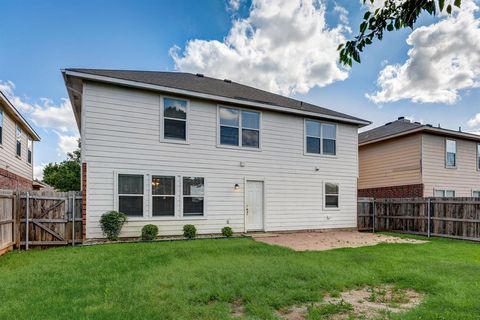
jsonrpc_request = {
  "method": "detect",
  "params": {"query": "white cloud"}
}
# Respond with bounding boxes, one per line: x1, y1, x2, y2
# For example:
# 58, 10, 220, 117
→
0, 80, 34, 112
171, 0, 349, 96
227, 0, 241, 11
467, 113, 480, 128
367, 2, 480, 104
33, 164, 46, 181
56, 133, 79, 157
29, 98, 76, 133
334, 2, 349, 25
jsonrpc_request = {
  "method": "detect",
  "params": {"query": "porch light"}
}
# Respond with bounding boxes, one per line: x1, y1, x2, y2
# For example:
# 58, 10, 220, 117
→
234, 183, 240, 191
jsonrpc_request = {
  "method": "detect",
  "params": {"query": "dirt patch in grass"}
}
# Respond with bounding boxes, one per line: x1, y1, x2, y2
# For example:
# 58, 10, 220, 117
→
230, 299, 246, 318
252, 231, 427, 251
275, 285, 423, 319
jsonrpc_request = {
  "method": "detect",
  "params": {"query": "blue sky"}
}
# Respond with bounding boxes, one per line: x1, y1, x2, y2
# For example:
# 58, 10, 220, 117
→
1, 0, 479, 179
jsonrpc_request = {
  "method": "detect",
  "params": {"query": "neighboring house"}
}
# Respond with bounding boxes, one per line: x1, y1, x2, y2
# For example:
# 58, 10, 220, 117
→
359, 117, 480, 198
62, 69, 370, 239
0, 91, 40, 190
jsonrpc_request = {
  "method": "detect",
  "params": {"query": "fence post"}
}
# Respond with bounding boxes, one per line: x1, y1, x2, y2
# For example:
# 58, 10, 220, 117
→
372, 199, 376, 233
427, 198, 431, 238
25, 192, 30, 251
72, 192, 76, 246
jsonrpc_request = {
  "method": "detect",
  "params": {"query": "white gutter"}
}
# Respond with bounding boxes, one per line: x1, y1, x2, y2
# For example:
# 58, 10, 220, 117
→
63, 70, 371, 127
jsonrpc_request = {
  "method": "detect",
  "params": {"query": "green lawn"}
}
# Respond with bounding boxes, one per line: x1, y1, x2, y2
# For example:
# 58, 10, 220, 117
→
0, 235, 479, 319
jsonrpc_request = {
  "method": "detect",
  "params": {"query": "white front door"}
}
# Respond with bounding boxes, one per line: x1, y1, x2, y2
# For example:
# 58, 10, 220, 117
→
246, 180, 264, 231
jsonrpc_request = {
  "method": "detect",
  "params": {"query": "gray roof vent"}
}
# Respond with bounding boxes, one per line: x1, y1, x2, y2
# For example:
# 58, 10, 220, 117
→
196, 73, 204, 77
398, 116, 405, 120
224, 79, 232, 83
385, 121, 392, 125
426, 124, 433, 127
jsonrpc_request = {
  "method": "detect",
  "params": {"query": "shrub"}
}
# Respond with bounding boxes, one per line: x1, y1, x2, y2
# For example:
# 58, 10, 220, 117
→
221, 226, 233, 237
183, 224, 196, 239
141, 224, 159, 241
99, 211, 127, 241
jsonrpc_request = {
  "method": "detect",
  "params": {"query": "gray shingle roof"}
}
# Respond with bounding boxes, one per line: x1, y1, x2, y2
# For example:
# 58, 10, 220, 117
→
65, 69, 369, 125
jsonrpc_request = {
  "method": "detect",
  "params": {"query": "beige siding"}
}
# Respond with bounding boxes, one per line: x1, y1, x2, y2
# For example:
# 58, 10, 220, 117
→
0, 106, 33, 181
422, 134, 480, 197
358, 134, 422, 189
82, 82, 360, 238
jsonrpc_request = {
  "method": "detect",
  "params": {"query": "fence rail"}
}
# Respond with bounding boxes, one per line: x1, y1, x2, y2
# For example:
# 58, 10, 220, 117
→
358, 197, 480, 241
0, 190, 82, 256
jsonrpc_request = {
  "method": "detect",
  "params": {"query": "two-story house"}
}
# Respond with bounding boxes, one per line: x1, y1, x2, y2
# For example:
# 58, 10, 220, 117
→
63, 69, 370, 240
359, 117, 480, 198
0, 91, 40, 190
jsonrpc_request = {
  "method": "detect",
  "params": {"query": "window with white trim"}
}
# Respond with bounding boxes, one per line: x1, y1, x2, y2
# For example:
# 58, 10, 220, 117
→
305, 120, 336, 155
118, 174, 144, 216
16, 125, 21, 157
0, 107, 3, 144
152, 176, 175, 216
477, 144, 480, 170
163, 97, 187, 141
472, 190, 480, 198
324, 182, 339, 208
434, 189, 455, 197
183, 177, 205, 216
219, 107, 260, 148
445, 139, 456, 168
27, 139, 32, 164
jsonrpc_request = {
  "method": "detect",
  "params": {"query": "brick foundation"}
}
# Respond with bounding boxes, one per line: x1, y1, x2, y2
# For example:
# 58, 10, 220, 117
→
82, 162, 87, 241
358, 184, 424, 198
0, 167, 33, 190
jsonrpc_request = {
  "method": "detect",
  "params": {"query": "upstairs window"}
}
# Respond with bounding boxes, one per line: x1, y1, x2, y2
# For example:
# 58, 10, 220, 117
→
445, 139, 456, 168
183, 177, 205, 216
219, 107, 260, 148
0, 108, 3, 144
324, 182, 339, 208
477, 144, 480, 170
16, 125, 21, 157
305, 120, 336, 155
151, 176, 175, 216
118, 174, 144, 216
163, 97, 187, 141
27, 139, 32, 164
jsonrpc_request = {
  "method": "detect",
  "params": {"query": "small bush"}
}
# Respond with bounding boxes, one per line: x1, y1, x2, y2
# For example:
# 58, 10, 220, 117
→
99, 211, 127, 241
222, 226, 233, 237
183, 224, 196, 239
141, 224, 159, 241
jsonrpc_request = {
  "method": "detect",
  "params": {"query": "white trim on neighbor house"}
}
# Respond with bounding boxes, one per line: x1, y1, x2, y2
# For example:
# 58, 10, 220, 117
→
216, 105, 262, 151
471, 190, 480, 197
303, 119, 337, 158
323, 181, 340, 211
159, 95, 191, 145
63, 70, 371, 127
113, 170, 207, 221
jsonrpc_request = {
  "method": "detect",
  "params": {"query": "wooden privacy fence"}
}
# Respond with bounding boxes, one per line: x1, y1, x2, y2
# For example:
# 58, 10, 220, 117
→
358, 197, 480, 241
0, 190, 82, 255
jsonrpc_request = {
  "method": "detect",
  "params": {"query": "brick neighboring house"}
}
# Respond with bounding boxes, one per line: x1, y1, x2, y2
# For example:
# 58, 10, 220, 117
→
359, 117, 480, 198
0, 91, 40, 190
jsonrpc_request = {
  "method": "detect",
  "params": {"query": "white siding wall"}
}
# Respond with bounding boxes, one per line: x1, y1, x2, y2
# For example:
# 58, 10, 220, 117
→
82, 82, 359, 238
0, 106, 33, 180
422, 134, 480, 197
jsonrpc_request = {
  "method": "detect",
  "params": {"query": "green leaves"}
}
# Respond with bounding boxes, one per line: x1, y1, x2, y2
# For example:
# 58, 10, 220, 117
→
338, 0, 461, 66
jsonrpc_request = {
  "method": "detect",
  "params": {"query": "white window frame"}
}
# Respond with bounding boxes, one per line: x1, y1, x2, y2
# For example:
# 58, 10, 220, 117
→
323, 182, 340, 210
181, 176, 207, 217
471, 190, 480, 198
114, 172, 148, 218
27, 138, 32, 165
433, 189, 456, 197
0, 107, 3, 146
304, 119, 337, 157
477, 143, 480, 171
151, 175, 176, 217
216, 105, 262, 151
160, 95, 190, 144
15, 125, 21, 158
445, 138, 457, 168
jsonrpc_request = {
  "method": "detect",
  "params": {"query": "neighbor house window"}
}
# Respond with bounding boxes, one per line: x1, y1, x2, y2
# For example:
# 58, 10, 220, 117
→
151, 176, 175, 216
0, 108, 3, 144
27, 139, 32, 164
118, 174, 144, 216
219, 107, 260, 148
324, 182, 339, 208
477, 144, 480, 170
182, 177, 205, 216
16, 125, 21, 157
445, 139, 456, 168
305, 120, 336, 155
163, 97, 187, 141
434, 189, 455, 197
472, 190, 480, 198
